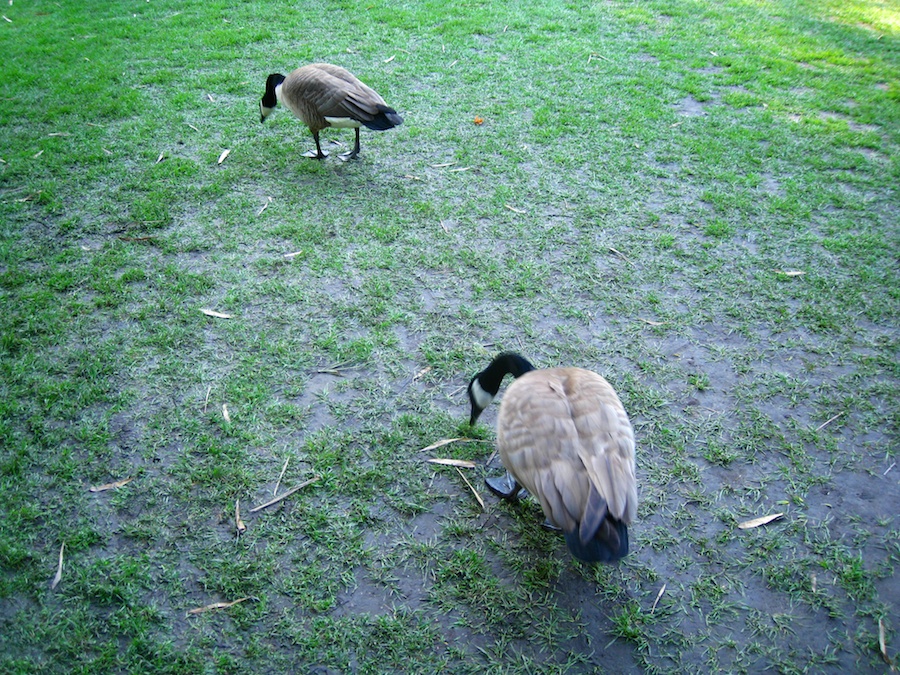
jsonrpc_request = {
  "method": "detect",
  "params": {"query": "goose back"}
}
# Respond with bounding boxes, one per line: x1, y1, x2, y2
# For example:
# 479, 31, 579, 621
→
279, 63, 401, 132
496, 367, 637, 561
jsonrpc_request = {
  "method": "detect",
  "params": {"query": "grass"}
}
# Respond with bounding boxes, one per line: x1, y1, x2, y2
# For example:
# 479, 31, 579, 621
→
1, 0, 898, 672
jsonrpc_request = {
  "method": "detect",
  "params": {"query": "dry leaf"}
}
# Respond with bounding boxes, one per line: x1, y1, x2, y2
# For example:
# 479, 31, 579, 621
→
504, 204, 526, 214
404, 174, 423, 181
283, 250, 303, 259
608, 246, 633, 265
187, 123, 200, 132
639, 318, 666, 326
235, 499, 246, 535
430, 162, 456, 168
217, 149, 230, 165
50, 543, 64, 589
2, 15, 11, 22
474, 116, 484, 125
880, 617, 896, 670
737, 512, 784, 530
200, 309, 232, 319
448, 166, 471, 173
427, 458, 477, 469
455, 466, 485, 510
32, 150, 44, 159
155, 152, 165, 164
187, 597, 250, 615
47, 132, 71, 137
413, 366, 432, 381
222, 404, 231, 422
419, 438, 470, 453
206, 93, 215, 103
651, 583, 666, 613
774, 269, 804, 277
256, 197, 272, 216
89, 477, 133, 493
384, 54, 395, 63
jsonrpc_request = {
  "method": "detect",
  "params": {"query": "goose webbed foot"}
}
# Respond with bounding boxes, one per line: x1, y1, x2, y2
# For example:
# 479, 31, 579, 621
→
485, 472, 526, 501
304, 131, 329, 160
338, 129, 362, 162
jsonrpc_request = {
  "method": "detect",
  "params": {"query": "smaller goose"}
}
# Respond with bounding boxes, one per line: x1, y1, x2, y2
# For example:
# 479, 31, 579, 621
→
468, 352, 638, 563
259, 63, 403, 161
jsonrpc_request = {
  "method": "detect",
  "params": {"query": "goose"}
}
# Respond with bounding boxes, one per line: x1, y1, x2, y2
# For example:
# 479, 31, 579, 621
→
259, 63, 403, 161
468, 352, 637, 563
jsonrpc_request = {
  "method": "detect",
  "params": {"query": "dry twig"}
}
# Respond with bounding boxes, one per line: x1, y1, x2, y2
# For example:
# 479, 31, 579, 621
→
274, 457, 289, 496
250, 476, 321, 513
815, 412, 843, 431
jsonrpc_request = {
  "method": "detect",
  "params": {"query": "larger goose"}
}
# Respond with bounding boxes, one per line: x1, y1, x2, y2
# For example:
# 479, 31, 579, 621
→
468, 352, 637, 563
259, 63, 403, 161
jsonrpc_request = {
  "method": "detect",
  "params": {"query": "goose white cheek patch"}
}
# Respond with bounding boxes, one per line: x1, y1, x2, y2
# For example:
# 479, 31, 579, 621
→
470, 379, 494, 411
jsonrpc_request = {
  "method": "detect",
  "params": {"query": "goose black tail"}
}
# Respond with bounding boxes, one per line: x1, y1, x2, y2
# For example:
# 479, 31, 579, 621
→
363, 105, 404, 131
564, 519, 629, 564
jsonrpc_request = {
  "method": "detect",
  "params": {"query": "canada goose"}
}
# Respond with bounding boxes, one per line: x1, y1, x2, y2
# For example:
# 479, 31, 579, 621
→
468, 352, 637, 563
259, 63, 403, 161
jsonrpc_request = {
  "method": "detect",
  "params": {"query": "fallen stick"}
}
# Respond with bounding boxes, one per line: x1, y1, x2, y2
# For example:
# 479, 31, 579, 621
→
250, 476, 320, 513
273, 457, 290, 496
815, 412, 843, 431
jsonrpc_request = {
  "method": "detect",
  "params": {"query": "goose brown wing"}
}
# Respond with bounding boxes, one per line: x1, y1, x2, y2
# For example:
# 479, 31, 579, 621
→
496, 371, 594, 532
286, 65, 386, 125
567, 372, 638, 524
496, 369, 637, 533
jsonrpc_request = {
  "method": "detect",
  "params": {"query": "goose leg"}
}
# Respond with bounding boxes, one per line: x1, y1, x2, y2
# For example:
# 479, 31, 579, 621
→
338, 128, 361, 162
485, 471, 525, 500
303, 130, 329, 159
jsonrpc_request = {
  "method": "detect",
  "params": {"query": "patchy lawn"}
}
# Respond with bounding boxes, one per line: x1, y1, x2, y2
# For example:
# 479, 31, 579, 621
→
1, 0, 897, 673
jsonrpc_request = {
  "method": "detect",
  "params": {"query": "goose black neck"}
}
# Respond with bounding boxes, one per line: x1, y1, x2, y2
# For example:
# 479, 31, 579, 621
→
478, 352, 535, 395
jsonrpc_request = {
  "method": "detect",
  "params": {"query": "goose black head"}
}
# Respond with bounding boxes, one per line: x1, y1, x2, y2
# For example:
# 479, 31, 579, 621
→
467, 352, 535, 426
260, 73, 286, 123
467, 373, 495, 426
